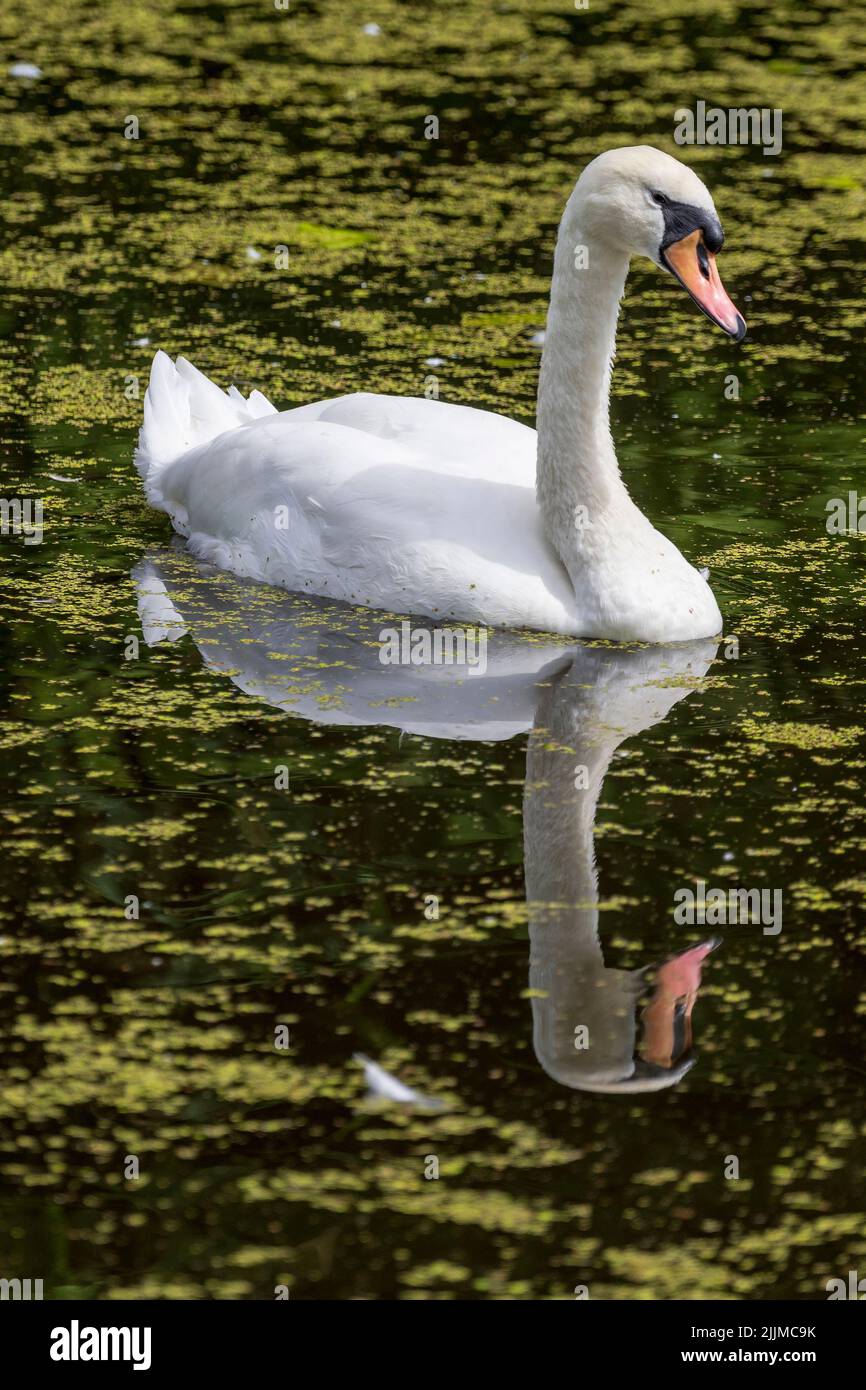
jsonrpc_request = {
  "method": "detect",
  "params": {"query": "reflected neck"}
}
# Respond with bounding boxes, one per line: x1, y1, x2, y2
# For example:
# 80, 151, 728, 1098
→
523, 672, 613, 964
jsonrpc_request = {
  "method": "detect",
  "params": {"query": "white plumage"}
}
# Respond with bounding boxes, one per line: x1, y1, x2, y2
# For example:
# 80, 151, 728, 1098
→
135, 147, 738, 643
136, 357, 576, 634
353, 1053, 443, 1110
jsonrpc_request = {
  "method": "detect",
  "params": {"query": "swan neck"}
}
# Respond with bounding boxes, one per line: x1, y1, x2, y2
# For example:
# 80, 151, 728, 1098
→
536, 202, 632, 573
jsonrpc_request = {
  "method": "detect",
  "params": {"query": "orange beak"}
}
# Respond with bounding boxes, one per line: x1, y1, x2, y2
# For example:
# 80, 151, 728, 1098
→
663, 229, 746, 342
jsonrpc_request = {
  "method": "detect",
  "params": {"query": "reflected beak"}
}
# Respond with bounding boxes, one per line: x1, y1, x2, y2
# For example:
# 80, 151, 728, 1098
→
639, 936, 720, 1070
663, 230, 746, 342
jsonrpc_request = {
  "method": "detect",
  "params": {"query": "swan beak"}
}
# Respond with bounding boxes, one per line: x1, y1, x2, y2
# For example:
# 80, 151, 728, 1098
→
639, 936, 721, 1069
663, 230, 746, 341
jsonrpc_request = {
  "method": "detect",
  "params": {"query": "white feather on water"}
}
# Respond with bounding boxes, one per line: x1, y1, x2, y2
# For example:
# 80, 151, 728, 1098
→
353, 1053, 444, 1110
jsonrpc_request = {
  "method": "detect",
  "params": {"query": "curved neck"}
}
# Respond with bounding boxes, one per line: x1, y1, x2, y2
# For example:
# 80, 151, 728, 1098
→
536, 196, 633, 581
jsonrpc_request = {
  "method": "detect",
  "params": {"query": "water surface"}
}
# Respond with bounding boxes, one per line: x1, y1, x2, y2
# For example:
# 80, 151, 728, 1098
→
1, 0, 865, 1299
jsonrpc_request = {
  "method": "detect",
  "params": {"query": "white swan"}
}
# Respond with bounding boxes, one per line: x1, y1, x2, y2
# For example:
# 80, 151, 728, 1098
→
135, 145, 745, 643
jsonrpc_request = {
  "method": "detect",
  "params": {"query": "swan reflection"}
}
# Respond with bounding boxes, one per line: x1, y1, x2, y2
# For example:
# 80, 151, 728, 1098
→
134, 546, 719, 1095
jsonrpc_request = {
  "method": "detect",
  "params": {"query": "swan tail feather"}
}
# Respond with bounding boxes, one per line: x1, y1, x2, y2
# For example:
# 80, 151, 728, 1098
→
135, 350, 277, 488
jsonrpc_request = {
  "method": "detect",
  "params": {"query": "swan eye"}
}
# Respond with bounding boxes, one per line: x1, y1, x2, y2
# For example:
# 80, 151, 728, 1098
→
650, 190, 668, 206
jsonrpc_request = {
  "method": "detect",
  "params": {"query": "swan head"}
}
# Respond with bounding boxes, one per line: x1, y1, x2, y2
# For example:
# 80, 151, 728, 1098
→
572, 145, 746, 341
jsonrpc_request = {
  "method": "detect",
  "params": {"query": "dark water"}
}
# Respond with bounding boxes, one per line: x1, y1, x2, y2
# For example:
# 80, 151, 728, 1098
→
1, 0, 865, 1299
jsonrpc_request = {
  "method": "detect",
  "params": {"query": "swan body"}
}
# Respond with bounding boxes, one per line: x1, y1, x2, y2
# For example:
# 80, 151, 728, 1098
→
140, 377, 579, 635
136, 146, 745, 643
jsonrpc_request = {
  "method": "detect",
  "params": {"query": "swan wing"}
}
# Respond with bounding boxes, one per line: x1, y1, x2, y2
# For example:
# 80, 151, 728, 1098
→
152, 388, 577, 633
